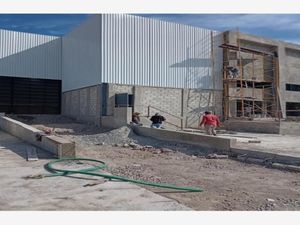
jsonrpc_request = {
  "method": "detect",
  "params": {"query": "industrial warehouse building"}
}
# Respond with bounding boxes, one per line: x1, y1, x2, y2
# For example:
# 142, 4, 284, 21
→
0, 14, 300, 133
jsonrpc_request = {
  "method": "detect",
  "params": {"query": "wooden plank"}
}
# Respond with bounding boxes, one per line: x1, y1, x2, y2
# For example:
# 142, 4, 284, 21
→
26, 146, 38, 161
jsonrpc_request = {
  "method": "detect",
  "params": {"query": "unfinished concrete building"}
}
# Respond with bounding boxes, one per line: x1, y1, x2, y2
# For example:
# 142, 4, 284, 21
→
221, 31, 300, 134
0, 14, 299, 134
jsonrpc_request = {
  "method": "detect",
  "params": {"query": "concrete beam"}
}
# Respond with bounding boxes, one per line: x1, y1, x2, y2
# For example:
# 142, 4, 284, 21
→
0, 115, 75, 158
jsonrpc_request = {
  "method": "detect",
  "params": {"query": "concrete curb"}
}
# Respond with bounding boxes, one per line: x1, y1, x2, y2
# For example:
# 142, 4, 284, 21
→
0, 115, 75, 158
230, 147, 300, 166
132, 126, 236, 152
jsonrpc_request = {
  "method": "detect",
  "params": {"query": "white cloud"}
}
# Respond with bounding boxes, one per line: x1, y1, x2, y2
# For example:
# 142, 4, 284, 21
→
283, 38, 300, 45
145, 14, 300, 32
186, 14, 300, 32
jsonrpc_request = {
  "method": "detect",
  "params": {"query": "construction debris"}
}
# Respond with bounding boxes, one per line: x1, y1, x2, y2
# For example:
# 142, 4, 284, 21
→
248, 140, 261, 143
83, 179, 106, 187
237, 155, 265, 164
206, 153, 229, 159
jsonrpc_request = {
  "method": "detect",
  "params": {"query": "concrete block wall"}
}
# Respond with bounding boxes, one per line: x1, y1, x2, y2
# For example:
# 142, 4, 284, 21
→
134, 85, 182, 115
62, 83, 223, 129
62, 85, 101, 125
101, 107, 132, 129
186, 89, 223, 128
108, 84, 222, 129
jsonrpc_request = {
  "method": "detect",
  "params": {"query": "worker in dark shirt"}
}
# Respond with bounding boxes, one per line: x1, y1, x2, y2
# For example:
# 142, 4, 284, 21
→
150, 113, 166, 128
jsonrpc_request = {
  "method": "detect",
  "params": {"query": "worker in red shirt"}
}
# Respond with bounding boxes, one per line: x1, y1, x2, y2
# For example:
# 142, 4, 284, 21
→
199, 111, 220, 136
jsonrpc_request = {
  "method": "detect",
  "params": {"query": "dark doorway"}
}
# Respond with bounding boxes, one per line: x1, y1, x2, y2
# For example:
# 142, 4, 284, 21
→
286, 102, 300, 117
0, 76, 61, 114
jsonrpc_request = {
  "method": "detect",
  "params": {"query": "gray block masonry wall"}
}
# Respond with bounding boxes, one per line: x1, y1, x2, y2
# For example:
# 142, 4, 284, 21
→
62, 85, 101, 125
185, 89, 223, 128
62, 83, 222, 129
134, 85, 183, 129
103, 83, 222, 129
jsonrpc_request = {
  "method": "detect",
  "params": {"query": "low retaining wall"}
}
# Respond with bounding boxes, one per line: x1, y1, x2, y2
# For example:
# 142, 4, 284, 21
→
280, 121, 300, 135
0, 115, 75, 158
133, 126, 236, 152
224, 120, 280, 134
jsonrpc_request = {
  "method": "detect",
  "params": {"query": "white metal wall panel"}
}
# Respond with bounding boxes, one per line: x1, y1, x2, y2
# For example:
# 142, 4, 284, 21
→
62, 15, 101, 92
0, 29, 61, 80
101, 14, 223, 89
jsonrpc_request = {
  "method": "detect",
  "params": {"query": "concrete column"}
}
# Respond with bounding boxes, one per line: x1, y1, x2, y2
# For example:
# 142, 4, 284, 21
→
181, 89, 188, 128
278, 44, 287, 118
229, 101, 236, 117
133, 86, 144, 115
96, 84, 102, 125
106, 83, 115, 116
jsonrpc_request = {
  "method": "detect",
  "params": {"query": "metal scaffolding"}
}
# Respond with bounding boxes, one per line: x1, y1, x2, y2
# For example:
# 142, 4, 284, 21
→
220, 31, 281, 121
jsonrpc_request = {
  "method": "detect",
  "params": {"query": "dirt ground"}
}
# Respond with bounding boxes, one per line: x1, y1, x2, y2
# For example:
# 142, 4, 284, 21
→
10, 115, 300, 211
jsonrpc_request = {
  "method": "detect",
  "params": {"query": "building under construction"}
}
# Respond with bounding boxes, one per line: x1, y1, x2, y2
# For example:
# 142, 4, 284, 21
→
0, 14, 299, 134
220, 31, 300, 133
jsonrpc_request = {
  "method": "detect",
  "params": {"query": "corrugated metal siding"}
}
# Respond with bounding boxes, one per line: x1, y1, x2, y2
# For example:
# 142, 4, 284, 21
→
62, 15, 101, 92
0, 29, 61, 80
101, 14, 223, 89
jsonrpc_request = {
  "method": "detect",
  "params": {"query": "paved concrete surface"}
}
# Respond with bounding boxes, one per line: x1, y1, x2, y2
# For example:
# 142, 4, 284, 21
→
219, 132, 300, 157
0, 131, 190, 210
182, 128, 300, 165
218, 132, 300, 165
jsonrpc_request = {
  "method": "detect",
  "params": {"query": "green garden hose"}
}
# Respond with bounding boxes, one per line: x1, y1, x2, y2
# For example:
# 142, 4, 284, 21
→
32, 158, 203, 192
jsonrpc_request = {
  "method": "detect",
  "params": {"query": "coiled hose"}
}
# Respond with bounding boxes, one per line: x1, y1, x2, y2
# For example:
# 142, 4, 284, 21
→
28, 158, 203, 192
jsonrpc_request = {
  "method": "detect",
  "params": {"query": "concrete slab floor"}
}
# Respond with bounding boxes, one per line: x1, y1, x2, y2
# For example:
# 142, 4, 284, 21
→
0, 131, 190, 210
185, 129, 300, 159
218, 132, 300, 158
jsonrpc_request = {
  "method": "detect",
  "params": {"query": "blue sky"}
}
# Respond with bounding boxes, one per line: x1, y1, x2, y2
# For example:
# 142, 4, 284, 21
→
0, 14, 300, 44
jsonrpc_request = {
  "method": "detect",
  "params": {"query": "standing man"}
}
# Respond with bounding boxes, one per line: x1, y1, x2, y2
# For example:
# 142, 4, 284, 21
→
199, 111, 220, 136
150, 113, 166, 129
